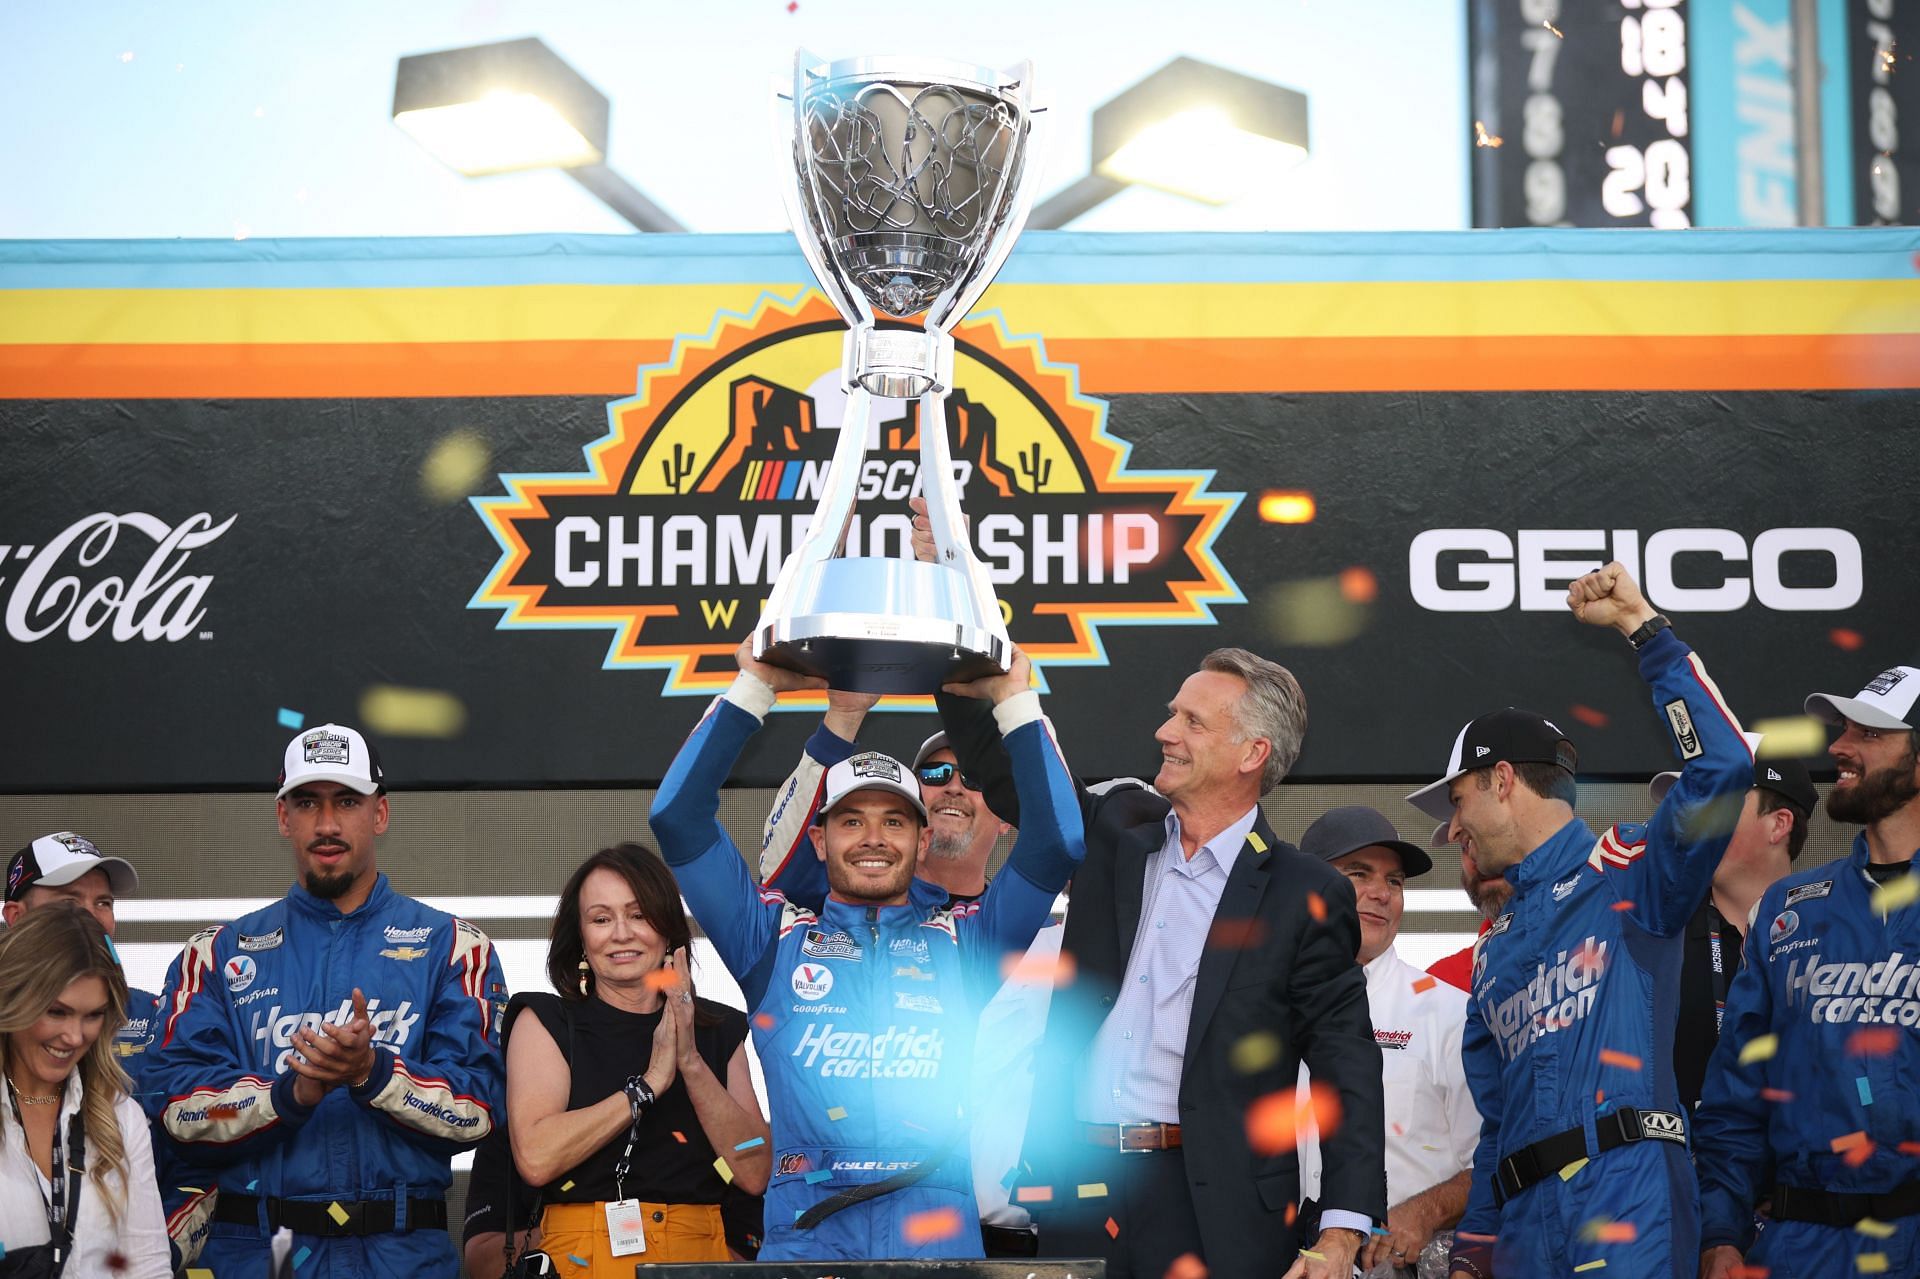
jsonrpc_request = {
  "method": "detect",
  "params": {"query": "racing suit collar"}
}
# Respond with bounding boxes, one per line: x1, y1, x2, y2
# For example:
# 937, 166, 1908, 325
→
288, 869, 393, 920
1506, 817, 1597, 894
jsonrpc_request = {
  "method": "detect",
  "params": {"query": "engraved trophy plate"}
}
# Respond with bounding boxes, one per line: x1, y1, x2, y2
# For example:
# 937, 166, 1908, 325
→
753, 52, 1043, 693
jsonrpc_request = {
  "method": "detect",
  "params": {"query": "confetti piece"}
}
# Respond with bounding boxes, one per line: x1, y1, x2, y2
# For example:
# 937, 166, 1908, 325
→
1598, 1049, 1642, 1071
359, 684, 467, 739
1899, 1141, 1920, 1156
1832, 1130, 1871, 1152
1857, 1254, 1888, 1274
671, 1132, 686, 1145
420, 430, 492, 504
1581, 1220, 1637, 1244
1077, 1182, 1109, 1198
713, 1156, 734, 1184
1738, 1034, 1779, 1065
108, 1251, 129, 1272
1001, 947, 1078, 987
1611, 900, 1635, 912
642, 969, 680, 993
903, 1206, 964, 1245
569, 1256, 589, 1269
1338, 566, 1378, 604
1751, 715, 1827, 758
1284, 1200, 1298, 1226
1106, 1217, 1120, 1239
1596, 1090, 1605, 1105
1259, 491, 1315, 524
326, 1202, 349, 1226
1858, 1077, 1874, 1106
246, 1180, 258, 1190
1830, 628, 1866, 651
753, 1013, 774, 1030
1846, 1141, 1877, 1167
1573, 1262, 1606, 1274
1570, 704, 1611, 730
826, 1106, 847, 1121
1245, 1082, 1342, 1155
1727, 1267, 1771, 1279
1544, 19, 1563, 37
292, 1247, 311, 1269
103, 933, 122, 964
1560, 1157, 1589, 1181
1411, 976, 1437, 994
1230, 1031, 1283, 1074
1848, 1028, 1900, 1057
560, 1179, 575, 1191
276, 707, 305, 730
787, 0, 798, 11
1260, 578, 1368, 647
1014, 1185, 1053, 1203
1869, 874, 1920, 916
1208, 918, 1269, 950
1306, 892, 1327, 924
804, 1170, 833, 1183
1474, 120, 1504, 148
1298, 1250, 1325, 1263
1761, 1088, 1795, 1103
186, 1272, 214, 1278
1163, 1254, 1209, 1279
1856, 1218, 1897, 1239
208, 1105, 241, 1120
734, 1136, 766, 1151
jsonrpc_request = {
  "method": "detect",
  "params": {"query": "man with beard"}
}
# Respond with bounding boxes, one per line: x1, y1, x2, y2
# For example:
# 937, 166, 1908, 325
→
1428, 830, 1512, 993
649, 644, 1082, 1259
1697, 667, 1920, 1278
146, 723, 506, 1279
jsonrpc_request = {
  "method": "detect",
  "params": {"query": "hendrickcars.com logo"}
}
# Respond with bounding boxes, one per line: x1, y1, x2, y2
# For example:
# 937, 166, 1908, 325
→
469, 292, 1242, 696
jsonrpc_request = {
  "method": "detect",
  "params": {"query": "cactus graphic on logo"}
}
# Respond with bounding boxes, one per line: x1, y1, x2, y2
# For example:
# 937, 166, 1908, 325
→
469, 291, 1243, 699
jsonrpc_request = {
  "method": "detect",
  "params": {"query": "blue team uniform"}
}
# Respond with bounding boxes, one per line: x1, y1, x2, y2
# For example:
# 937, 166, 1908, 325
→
145, 874, 505, 1278
1455, 630, 1753, 1277
1694, 837, 1920, 1277
649, 687, 1083, 1260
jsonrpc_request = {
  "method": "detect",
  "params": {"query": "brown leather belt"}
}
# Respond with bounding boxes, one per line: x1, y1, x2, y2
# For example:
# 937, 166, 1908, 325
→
1083, 1121, 1182, 1151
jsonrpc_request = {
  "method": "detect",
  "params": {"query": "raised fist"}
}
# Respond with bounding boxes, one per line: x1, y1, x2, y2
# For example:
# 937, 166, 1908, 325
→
1566, 561, 1659, 636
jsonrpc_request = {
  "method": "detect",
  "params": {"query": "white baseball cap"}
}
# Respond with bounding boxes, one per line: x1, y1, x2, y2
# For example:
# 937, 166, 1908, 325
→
277, 724, 385, 799
1805, 666, 1920, 733
815, 751, 928, 823
7, 832, 139, 902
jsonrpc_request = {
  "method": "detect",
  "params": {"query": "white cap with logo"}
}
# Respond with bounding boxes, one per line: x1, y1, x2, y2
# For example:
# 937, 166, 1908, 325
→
1805, 666, 1920, 733
277, 724, 385, 800
816, 751, 928, 823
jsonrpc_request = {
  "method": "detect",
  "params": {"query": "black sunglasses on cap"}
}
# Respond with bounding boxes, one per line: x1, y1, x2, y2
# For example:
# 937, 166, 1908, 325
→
916, 761, 981, 790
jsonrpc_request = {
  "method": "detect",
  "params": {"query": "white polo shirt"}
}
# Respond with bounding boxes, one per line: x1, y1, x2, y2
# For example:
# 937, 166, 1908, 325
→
1297, 944, 1481, 1208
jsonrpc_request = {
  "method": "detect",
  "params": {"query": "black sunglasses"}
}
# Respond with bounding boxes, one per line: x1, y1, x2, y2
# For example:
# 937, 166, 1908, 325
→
916, 761, 981, 790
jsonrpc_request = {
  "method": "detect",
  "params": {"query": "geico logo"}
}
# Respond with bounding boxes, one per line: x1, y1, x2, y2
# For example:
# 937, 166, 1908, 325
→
401, 1092, 482, 1127
1408, 527, 1862, 612
791, 1022, 944, 1079
550, 511, 1162, 591
251, 998, 420, 1070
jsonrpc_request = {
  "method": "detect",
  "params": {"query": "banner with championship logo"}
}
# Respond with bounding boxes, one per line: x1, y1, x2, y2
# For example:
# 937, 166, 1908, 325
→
2, 229, 1916, 790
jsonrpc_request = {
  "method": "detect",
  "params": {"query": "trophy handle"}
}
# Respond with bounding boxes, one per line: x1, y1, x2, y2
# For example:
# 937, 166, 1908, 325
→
917, 386, 1008, 646
758, 384, 875, 630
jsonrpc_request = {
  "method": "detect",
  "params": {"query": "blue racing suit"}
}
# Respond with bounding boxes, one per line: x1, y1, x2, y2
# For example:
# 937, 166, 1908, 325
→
649, 678, 1083, 1260
145, 873, 506, 1278
1455, 629, 1752, 1278
1694, 837, 1920, 1278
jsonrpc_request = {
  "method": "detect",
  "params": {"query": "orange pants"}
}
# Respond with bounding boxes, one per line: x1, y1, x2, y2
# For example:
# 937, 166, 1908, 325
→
538, 1200, 729, 1273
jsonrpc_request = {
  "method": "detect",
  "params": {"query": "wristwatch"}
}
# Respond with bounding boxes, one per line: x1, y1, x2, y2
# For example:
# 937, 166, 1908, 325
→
623, 1075, 656, 1121
1626, 613, 1671, 649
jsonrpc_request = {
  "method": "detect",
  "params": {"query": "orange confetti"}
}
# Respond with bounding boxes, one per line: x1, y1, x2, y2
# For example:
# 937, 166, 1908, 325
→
753, 1012, 774, 1030
1208, 918, 1269, 950
1570, 704, 1611, 730
1014, 1185, 1054, 1204
1598, 1049, 1643, 1071
1761, 1088, 1795, 1103
1611, 901, 1635, 912
1830, 628, 1865, 652
1284, 1200, 1298, 1226
1727, 1267, 1771, 1279
1847, 1028, 1900, 1056
1001, 948, 1078, 988
902, 1206, 964, 1245
1412, 976, 1437, 994
1338, 566, 1378, 604
207, 1105, 241, 1121
1245, 1083, 1342, 1155
1591, 1221, 1637, 1243
1832, 1130, 1871, 1152
1306, 892, 1327, 924
1106, 1217, 1120, 1239
672, 1131, 687, 1144
1163, 1253, 1209, 1279
1845, 1142, 1877, 1167
642, 969, 679, 993
1473, 120, 1504, 148
1899, 1141, 1920, 1156
1596, 1089, 1606, 1105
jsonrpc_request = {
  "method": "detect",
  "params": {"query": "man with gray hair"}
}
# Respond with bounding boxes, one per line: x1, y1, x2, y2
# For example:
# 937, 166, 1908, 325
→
933, 647, 1386, 1279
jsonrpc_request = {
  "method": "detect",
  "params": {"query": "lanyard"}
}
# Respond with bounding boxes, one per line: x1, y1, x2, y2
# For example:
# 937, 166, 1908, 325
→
611, 1113, 643, 1202
7, 1079, 74, 1255
1706, 914, 1727, 1034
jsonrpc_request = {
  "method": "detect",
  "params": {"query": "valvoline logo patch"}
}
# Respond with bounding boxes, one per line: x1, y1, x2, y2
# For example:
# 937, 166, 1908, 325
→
224, 954, 257, 993
791, 963, 834, 1001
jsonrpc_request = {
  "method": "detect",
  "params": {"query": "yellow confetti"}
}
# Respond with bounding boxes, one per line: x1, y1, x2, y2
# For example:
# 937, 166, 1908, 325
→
1738, 1034, 1780, 1065
1560, 1157, 1589, 1181
1230, 1031, 1283, 1074
326, 1201, 350, 1226
1856, 1253, 1888, 1274
1751, 715, 1827, 758
826, 1106, 847, 1121
560, 1179, 575, 1191
187, 1272, 215, 1279
1870, 874, 1920, 916
1855, 1218, 1896, 1239
712, 1156, 734, 1184
1077, 1183, 1109, 1198
1574, 1263, 1607, 1274
359, 684, 468, 739
1260, 578, 1369, 647
421, 430, 492, 504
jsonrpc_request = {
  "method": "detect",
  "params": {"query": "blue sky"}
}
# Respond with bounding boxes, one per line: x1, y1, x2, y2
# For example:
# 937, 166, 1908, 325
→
0, 0, 1467, 239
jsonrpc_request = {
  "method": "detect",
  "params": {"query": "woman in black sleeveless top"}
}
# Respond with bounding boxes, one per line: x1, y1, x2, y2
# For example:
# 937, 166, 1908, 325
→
505, 844, 770, 1273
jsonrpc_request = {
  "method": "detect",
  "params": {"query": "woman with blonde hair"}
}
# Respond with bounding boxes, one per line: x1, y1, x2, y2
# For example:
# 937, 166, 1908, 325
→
0, 906, 169, 1277
504, 843, 770, 1275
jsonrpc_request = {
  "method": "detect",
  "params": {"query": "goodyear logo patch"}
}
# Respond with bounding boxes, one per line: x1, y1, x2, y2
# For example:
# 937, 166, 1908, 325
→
469, 293, 1243, 695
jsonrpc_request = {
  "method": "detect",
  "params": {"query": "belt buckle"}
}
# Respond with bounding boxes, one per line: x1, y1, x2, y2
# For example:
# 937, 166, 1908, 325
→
1613, 1107, 1646, 1143
1115, 1122, 1157, 1153
1498, 1146, 1540, 1199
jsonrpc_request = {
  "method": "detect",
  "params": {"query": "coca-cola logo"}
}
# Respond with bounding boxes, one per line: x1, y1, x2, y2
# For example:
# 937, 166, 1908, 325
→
2, 512, 237, 643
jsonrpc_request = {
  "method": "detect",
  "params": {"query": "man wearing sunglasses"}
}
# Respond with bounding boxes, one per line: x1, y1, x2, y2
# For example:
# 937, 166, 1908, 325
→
757, 691, 1055, 1256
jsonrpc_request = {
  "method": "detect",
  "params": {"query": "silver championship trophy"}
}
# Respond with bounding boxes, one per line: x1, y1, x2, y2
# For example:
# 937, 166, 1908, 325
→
753, 52, 1043, 693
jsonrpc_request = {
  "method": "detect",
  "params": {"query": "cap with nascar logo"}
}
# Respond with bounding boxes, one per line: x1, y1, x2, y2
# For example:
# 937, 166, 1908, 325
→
277, 723, 385, 799
7, 831, 139, 902
815, 751, 928, 823
1805, 665, 1920, 732
1406, 708, 1579, 822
